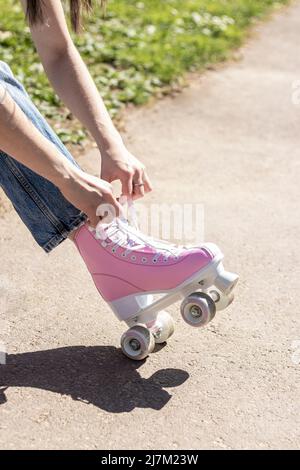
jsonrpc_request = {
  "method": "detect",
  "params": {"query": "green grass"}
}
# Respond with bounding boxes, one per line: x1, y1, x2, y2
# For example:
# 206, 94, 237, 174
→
0, 0, 288, 145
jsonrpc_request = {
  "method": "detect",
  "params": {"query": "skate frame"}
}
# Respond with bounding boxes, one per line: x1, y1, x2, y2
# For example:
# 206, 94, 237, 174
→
109, 253, 225, 325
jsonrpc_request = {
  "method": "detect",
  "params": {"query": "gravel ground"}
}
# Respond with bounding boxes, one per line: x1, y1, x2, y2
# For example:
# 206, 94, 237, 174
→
0, 2, 299, 449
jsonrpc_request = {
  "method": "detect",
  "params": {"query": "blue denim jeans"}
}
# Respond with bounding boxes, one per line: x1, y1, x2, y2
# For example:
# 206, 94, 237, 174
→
0, 61, 87, 252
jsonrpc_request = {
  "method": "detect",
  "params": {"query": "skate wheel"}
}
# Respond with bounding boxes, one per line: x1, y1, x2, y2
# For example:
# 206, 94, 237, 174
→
152, 311, 175, 344
121, 325, 155, 360
180, 292, 216, 327
207, 288, 234, 311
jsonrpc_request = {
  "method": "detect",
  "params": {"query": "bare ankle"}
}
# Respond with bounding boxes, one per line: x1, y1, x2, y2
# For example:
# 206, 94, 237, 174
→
68, 226, 81, 242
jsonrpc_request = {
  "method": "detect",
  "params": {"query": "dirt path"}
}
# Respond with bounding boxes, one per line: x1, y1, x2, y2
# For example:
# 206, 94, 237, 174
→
1, 3, 300, 450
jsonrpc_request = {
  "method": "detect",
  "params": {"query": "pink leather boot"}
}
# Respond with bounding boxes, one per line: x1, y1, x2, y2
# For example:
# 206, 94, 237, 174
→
75, 217, 238, 360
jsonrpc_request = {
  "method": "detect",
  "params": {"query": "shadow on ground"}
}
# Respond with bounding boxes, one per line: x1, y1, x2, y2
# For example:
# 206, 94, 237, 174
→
0, 346, 189, 412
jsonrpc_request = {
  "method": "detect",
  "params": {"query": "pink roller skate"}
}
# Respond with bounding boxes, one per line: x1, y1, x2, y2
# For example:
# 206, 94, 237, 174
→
74, 216, 238, 360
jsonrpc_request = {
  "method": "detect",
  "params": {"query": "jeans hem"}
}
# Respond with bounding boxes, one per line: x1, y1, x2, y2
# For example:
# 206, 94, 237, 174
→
43, 213, 87, 253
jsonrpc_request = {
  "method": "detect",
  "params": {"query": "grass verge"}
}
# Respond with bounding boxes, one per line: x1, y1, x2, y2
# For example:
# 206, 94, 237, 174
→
0, 0, 289, 146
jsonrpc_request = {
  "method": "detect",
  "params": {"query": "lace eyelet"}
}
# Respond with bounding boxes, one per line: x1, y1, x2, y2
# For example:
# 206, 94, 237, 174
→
122, 252, 127, 257
152, 259, 157, 263
112, 248, 117, 253
142, 257, 148, 263
131, 255, 136, 261
163, 258, 168, 262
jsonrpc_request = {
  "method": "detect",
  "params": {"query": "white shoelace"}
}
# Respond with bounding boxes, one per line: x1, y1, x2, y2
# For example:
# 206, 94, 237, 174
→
93, 217, 184, 262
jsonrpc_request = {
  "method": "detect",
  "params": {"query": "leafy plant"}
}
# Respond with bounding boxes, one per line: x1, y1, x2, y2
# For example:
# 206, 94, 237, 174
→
0, 0, 288, 146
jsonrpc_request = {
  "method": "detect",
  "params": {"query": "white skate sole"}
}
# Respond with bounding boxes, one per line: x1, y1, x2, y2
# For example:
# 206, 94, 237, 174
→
109, 244, 238, 325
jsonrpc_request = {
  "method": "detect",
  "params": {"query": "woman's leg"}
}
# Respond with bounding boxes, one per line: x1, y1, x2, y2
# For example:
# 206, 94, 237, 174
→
0, 61, 87, 252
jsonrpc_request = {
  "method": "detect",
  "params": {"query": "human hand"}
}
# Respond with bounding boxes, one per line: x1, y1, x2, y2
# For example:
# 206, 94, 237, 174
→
59, 166, 123, 227
100, 143, 153, 199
